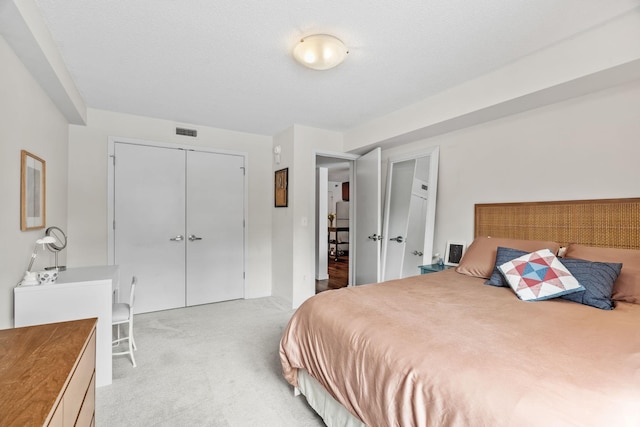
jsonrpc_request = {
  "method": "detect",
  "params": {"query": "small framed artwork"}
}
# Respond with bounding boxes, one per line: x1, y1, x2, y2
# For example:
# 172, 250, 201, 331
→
21, 150, 46, 230
444, 240, 466, 266
274, 167, 288, 208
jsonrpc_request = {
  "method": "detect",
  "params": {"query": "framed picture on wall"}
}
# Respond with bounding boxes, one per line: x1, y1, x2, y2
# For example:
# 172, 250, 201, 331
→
444, 240, 466, 266
20, 150, 46, 230
274, 167, 288, 207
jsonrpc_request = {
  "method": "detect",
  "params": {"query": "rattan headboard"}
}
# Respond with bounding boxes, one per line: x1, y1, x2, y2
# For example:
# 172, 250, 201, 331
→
475, 198, 640, 250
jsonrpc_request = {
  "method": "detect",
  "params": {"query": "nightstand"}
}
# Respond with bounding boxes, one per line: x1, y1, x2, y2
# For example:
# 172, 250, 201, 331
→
419, 263, 455, 274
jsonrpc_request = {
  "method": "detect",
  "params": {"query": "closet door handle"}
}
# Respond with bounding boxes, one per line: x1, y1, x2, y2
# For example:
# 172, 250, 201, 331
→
188, 234, 203, 242
169, 235, 184, 241
390, 236, 404, 243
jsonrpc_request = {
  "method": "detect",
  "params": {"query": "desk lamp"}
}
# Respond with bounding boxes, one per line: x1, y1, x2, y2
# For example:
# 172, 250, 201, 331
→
22, 236, 56, 285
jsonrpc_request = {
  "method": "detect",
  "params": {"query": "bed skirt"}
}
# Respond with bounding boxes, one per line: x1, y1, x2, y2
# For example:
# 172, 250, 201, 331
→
296, 369, 366, 427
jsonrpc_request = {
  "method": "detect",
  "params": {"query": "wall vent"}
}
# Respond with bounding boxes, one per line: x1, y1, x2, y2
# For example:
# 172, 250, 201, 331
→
176, 127, 197, 137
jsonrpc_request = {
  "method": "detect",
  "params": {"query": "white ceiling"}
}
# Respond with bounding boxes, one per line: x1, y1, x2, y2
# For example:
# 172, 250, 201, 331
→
32, 0, 639, 136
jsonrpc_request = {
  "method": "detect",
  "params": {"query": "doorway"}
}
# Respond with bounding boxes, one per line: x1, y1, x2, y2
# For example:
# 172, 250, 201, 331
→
316, 157, 351, 292
314, 147, 382, 291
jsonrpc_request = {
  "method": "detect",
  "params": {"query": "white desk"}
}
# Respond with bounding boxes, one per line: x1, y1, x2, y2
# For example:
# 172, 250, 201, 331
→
14, 265, 119, 387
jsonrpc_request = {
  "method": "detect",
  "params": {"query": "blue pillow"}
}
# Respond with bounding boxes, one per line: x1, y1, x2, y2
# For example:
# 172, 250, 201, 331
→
558, 258, 622, 310
486, 247, 621, 309
485, 247, 528, 287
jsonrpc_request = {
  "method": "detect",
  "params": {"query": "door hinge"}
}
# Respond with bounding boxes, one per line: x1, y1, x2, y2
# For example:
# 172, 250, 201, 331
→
113, 220, 116, 230
240, 166, 245, 175
110, 154, 115, 166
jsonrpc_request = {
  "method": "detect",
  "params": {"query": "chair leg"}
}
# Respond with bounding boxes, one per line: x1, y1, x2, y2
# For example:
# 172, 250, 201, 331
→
128, 319, 137, 367
113, 324, 124, 347
112, 319, 137, 367
130, 319, 137, 351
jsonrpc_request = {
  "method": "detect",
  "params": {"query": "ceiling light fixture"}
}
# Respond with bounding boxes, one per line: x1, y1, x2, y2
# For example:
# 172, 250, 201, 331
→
293, 34, 348, 71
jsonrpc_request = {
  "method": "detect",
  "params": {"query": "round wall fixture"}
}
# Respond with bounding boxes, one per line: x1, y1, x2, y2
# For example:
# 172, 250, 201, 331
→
293, 34, 348, 70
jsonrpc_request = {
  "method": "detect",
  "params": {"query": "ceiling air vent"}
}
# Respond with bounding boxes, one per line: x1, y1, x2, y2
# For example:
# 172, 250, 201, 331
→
176, 127, 197, 137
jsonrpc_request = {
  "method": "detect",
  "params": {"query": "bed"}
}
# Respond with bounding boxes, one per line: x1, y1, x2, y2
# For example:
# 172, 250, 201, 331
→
279, 198, 640, 427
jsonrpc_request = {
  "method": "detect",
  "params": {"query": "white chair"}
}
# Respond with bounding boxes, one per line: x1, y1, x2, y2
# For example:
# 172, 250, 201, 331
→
113, 276, 137, 367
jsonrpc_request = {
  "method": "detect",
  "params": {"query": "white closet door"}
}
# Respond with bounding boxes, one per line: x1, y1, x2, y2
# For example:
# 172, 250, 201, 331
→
382, 159, 414, 281
114, 143, 186, 313
401, 195, 428, 278
186, 151, 245, 305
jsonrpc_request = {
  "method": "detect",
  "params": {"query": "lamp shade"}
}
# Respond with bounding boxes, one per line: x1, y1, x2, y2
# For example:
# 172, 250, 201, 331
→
293, 34, 348, 70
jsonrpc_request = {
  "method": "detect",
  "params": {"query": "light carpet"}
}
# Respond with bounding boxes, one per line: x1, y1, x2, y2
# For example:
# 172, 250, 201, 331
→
98, 297, 324, 426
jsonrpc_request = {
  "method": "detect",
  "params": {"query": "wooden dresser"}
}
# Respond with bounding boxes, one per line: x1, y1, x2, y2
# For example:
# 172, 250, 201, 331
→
0, 318, 97, 426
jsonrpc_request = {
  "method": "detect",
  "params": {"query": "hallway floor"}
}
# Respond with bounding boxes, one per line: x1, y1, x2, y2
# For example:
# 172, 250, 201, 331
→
316, 255, 349, 293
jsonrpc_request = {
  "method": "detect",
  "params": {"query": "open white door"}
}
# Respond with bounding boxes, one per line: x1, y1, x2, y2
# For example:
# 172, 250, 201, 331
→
354, 148, 381, 285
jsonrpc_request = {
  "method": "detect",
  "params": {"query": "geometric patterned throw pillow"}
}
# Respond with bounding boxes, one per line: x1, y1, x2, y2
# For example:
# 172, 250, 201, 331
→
498, 249, 585, 301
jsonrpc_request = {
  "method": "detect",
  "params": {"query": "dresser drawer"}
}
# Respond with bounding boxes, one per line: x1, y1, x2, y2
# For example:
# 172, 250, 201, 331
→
64, 330, 96, 425
48, 402, 63, 427
75, 372, 95, 427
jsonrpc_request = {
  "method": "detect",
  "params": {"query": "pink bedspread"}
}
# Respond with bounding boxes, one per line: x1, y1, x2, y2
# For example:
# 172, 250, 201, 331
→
280, 270, 640, 426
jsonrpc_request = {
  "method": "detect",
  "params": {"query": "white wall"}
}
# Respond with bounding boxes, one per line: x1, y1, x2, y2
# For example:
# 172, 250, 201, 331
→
0, 0, 87, 125
327, 181, 343, 216
67, 108, 273, 299
316, 168, 329, 281
271, 127, 295, 303
381, 78, 640, 261
345, 8, 640, 153
271, 125, 343, 307
0, 35, 69, 329
291, 126, 343, 307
